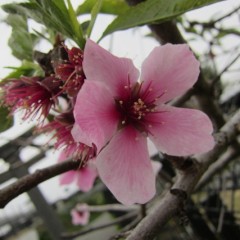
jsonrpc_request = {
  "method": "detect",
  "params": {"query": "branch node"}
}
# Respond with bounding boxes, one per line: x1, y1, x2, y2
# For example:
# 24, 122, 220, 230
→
166, 155, 199, 173
214, 132, 228, 146
170, 188, 188, 200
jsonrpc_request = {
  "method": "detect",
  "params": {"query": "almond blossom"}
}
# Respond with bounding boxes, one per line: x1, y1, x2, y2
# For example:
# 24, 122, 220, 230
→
40, 110, 98, 191
55, 47, 85, 97
1, 76, 60, 120
59, 150, 98, 192
71, 203, 90, 225
72, 40, 215, 205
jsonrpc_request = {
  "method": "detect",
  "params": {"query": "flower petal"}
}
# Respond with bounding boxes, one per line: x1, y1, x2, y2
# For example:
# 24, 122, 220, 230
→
147, 105, 215, 156
96, 126, 156, 205
141, 44, 200, 103
76, 161, 98, 192
58, 151, 76, 185
83, 39, 139, 98
71, 204, 89, 225
59, 171, 76, 185
72, 80, 119, 150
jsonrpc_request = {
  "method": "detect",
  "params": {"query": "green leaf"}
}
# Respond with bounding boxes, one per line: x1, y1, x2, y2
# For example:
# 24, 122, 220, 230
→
5, 14, 38, 61
2, 0, 86, 48
101, 0, 223, 39
0, 106, 14, 133
3, 61, 42, 80
76, 0, 129, 16
30, 0, 83, 45
86, 0, 103, 38
66, 0, 85, 48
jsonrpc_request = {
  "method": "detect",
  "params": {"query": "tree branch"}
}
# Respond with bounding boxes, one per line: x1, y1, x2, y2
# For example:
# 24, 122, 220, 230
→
126, 110, 240, 240
0, 159, 79, 208
87, 204, 139, 212
195, 145, 240, 191
61, 211, 138, 239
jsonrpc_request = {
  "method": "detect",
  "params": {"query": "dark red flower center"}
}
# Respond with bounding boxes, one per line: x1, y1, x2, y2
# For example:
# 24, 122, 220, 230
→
115, 82, 157, 132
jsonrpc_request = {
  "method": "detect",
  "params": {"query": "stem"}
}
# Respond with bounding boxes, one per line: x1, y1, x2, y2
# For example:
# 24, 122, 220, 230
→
126, 110, 240, 240
0, 159, 79, 208
61, 211, 138, 239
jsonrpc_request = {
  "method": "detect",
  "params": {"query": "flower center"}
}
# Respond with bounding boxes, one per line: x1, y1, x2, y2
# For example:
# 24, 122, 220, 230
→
115, 83, 156, 132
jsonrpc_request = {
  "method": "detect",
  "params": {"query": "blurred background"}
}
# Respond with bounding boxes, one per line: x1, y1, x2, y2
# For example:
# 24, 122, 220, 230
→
0, 0, 240, 239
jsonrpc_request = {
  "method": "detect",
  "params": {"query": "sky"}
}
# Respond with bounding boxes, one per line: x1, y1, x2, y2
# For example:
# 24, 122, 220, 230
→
0, 0, 239, 225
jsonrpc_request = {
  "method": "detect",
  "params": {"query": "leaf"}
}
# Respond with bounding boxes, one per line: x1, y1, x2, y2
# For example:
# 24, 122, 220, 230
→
76, 0, 129, 16
0, 106, 14, 133
66, 0, 85, 48
3, 61, 42, 80
86, 0, 103, 38
101, 0, 223, 39
5, 14, 38, 61
2, 0, 86, 49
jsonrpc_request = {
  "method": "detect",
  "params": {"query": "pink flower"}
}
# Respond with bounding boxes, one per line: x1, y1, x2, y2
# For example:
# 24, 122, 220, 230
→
71, 203, 90, 225
40, 110, 97, 191
55, 47, 85, 97
1, 76, 60, 120
72, 40, 214, 205
59, 150, 98, 192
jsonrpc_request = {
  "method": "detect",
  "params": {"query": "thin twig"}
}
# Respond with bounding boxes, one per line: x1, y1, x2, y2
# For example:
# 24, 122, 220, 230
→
195, 145, 240, 191
212, 5, 240, 24
61, 211, 138, 239
87, 204, 139, 212
0, 159, 79, 208
126, 110, 240, 240
189, 5, 240, 27
108, 215, 141, 240
212, 52, 240, 86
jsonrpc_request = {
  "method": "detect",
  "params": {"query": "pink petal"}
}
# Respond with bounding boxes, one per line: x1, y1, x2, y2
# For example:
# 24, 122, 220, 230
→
76, 161, 98, 192
96, 126, 156, 205
72, 80, 119, 150
71, 204, 89, 225
147, 105, 215, 156
141, 44, 200, 103
58, 151, 67, 162
83, 39, 139, 98
59, 171, 76, 185
58, 151, 76, 185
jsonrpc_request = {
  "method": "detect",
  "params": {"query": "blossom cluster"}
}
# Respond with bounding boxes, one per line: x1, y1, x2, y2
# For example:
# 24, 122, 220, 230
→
0, 39, 214, 205
0, 43, 98, 191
